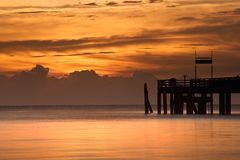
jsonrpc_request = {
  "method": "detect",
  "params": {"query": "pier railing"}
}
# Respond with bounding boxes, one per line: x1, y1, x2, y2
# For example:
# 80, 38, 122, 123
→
158, 79, 209, 88
158, 76, 240, 89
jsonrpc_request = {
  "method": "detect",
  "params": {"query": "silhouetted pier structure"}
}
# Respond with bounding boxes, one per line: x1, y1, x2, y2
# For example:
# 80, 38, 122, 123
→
156, 76, 240, 115
144, 52, 240, 115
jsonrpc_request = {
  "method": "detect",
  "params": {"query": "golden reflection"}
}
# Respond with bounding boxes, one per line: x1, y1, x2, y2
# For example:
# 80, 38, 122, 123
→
0, 119, 240, 160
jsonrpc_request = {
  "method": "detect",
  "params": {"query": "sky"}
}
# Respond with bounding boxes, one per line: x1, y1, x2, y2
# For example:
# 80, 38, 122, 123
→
0, 0, 239, 79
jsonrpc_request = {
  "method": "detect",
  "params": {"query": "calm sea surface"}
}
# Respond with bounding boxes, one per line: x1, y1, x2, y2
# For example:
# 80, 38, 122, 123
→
0, 105, 240, 160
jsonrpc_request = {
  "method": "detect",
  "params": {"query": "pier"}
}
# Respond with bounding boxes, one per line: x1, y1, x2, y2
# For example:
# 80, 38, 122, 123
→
145, 52, 240, 115
156, 76, 240, 115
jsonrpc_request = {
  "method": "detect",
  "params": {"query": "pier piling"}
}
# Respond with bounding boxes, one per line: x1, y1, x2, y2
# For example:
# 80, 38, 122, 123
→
210, 93, 214, 114
219, 92, 225, 115
226, 92, 231, 115
157, 91, 161, 114
170, 93, 174, 114
163, 92, 167, 114
144, 83, 153, 114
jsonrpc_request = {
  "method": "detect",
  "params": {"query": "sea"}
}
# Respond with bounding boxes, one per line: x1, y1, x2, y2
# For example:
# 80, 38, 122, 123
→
0, 105, 239, 160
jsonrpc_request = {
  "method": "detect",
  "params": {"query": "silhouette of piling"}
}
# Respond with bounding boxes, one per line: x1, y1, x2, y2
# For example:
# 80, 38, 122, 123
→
210, 93, 214, 114
219, 92, 225, 115
186, 92, 194, 114
179, 93, 184, 114
174, 92, 181, 114
170, 93, 174, 114
144, 83, 153, 114
198, 93, 207, 114
157, 91, 161, 114
226, 92, 231, 115
163, 92, 167, 114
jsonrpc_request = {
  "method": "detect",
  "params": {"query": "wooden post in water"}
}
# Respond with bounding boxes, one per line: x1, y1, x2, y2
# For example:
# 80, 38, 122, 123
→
193, 101, 198, 114
179, 93, 184, 114
202, 93, 207, 114
170, 93, 174, 114
174, 93, 179, 114
210, 93, 214, 114
169, 78, 176, 115
144, 83, 153, 114
157, 81, 162, 114
226, 92, 231, 115
157, 91, 162, 114
145, 103, 149, 114
163, 92, 167, 114
219, 92, 225, 115
144, 85, 149, 114
186, 92, 193, 114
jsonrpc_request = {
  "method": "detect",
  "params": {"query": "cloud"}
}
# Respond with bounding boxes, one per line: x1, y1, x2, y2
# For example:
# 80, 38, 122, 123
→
176, 22, 240, 35
83, 2, 98, 6
106, 2, 118, 6
124, 52, 240, 78
149, 0, 163, 3
13, 64, 49, 80
183, 43, 211, 47
128, 14, 145, 18
176, 16, 199, 22
0, 3, 89, 10
14, 11, 49, 14
166, 4, 179, 8
99, 51, 115, 54
173, 21, 240, 46
123, 1, 142, 4
0, 34, 173, 54
233, 8, 240, 15
0, 18, 239, 56
0, 65, 157, 105
31, 55, 46, 58
218, 8, 240, 15
175, 0, 237, 6
68, 70, 100, 81
53, 51, 114, 57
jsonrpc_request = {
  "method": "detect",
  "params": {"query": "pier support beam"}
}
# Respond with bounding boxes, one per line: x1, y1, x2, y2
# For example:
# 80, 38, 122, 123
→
174, 93, 178, 114
163, 92, 167, 114
210, 93, 214, 114
170, 93, 174, 114
219, 92, 225, 115
178, 93, 184, 114
186, 92, 193, 114
226, 92, 231, 115
157, 91, 161, 114
200, 93, 207, 114
145, 105, 149, 114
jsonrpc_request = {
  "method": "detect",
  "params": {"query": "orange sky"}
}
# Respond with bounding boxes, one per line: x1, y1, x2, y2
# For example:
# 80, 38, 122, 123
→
0, 0, 240, 78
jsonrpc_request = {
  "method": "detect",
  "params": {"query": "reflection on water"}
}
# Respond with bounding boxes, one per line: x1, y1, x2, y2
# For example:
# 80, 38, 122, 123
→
0, 106, 240, 160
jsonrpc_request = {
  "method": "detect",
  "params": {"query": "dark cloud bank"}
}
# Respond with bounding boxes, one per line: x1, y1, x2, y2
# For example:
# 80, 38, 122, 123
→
0, 65, 157, 105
